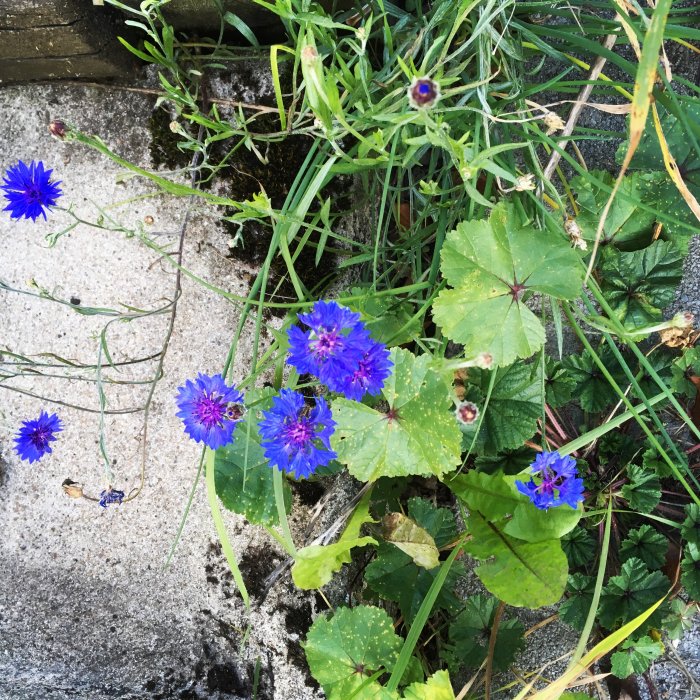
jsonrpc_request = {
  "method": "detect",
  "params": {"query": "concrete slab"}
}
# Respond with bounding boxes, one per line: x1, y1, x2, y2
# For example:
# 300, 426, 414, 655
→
0, 82, 322, 700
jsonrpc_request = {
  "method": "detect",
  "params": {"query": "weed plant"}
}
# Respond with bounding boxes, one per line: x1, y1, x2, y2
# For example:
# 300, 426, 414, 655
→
2, 0, 700, 698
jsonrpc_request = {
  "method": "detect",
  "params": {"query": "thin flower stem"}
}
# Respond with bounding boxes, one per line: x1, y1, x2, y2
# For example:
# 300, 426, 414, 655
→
272, 467, 296, 557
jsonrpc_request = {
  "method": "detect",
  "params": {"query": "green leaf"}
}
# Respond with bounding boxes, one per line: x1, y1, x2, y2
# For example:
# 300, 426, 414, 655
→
504, 494, 582, 543
292, 493, 377, 589
621, 465, 661, 514
619, 101, 700, 246
662, 599, 697, 641
447, 470, 520, 522
444, 595, 525, 671
382, 512, 439, 570
464, 511, 568, 607
331, 348, 462, 481
304, 605, 403, 699
563, 347, 624, 413
681, 543, 700, 600
463, 361, 543, 455
598, 557, 668, 629
214, 391, 291, 526
681, 504, 700, 546
402, 671, 455, 699
346, 287, 422, 346
620, 524, 668, 570
642, 444, 683, 479
433, 202, 583, 367
475, 447, 534, 475
600, 241, 684, 329
404, 497, 458, 549
364, 499, 464, 623
610, 636, 664, 678
670, 347, 700, 399
561, 527, 597, 568
570, 169, 661, 250
559, 573, 595, 632
545, 358, 577, 408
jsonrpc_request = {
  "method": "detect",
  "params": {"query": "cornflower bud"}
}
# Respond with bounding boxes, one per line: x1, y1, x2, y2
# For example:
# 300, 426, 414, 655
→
407, 77, 441, 109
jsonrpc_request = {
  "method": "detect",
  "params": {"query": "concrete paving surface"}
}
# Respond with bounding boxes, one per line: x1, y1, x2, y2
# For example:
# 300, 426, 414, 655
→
0, 81, 325, 700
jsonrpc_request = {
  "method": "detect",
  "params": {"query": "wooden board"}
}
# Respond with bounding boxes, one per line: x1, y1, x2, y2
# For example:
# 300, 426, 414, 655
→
0, 0, 135, 84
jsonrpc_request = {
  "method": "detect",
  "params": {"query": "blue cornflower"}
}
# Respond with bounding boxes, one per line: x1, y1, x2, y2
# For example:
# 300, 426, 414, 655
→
339, 340, 393, 401
176, 373, 246, 450
287, 301, 370, 388
258, 389, 336, 479
14, 410, 63, 463
99, 488, 125, 508
1, 160, 62, 221
407, 77, 441, 109
515, 450, 584, 511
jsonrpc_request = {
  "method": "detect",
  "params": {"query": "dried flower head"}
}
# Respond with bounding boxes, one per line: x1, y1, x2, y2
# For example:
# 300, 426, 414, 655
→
514, 173, 536, 191
407, 77, 441, 109
564, 217, 587, 251
99, 488, 125, 508
543, 111, 565, 135
62, 479, 84, 499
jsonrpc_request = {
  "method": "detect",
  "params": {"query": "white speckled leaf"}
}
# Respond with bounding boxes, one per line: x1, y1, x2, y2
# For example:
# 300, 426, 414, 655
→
330, 348, 462, 481
433, 202, 582, 367
304, 605, 403, 698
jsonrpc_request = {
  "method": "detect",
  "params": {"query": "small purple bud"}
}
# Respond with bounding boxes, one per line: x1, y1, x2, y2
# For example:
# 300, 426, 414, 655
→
49, 119, 67, 139
407, 77, 441, 109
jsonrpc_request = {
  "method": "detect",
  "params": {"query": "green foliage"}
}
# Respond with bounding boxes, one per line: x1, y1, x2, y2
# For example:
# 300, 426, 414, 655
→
561, 527, 597, 569
433, 203, 582, 367
214, 391, 291, 526
464, 510, 568, 608
544, 358, 577, 408
364, 499, 464, 623
304, 605, 403, 699
681, 504, 700, 546
681, 543, 700, 600
402, 671, 456, 699
619, 524, 668, 570
563, 347, 624, 413
347, 287, 421, 346
292, 494, 376, 589
444, 595, 525, 672
670, 347, 700, 399
662, 599, 698, 641
600, 241, 684, 329
475, 447, 533, 475
610, 636, 664, 678
461, 361, 542, 455
598, 558, 668, 629
642, 444, 679, 478
331, 348, 462, 481
619, 101, 700, 247
621, 465, 661, 514
449, 470, 581, 543
570, 170, 660, 250
559, 573, 595, 631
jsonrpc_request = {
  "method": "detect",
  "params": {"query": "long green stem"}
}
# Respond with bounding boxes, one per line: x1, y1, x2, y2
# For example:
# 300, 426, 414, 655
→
205, 448, 250, 608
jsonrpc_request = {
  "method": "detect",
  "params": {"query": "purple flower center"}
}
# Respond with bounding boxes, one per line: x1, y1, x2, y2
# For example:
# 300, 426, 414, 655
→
310, 329, 341, 359
194, 392, 227, 428
30, 427, 51, 449
25, 184, 43, 202
285, 418, 314, 447
418, 83, 431, 95
535, 468, 564, 496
